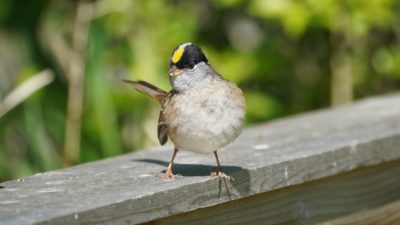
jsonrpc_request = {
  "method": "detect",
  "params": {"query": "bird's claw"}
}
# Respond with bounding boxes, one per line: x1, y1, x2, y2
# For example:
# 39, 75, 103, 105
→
211, 169, 234, 181
158, 167, 182, 181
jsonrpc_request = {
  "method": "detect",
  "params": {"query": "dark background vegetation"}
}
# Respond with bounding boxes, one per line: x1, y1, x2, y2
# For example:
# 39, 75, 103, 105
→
1, 0, 399, 181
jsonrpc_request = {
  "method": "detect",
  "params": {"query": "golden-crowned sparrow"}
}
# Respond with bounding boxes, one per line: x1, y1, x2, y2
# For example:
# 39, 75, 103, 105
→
124, 42, 245, 179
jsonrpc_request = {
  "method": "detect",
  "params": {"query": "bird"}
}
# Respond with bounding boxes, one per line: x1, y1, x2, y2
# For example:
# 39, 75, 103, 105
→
124, 42, 245, 179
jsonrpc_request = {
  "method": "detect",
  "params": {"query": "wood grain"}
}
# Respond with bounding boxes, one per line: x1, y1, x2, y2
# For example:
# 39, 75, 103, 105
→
154, 160, 400, 225
319, 200, 400, 225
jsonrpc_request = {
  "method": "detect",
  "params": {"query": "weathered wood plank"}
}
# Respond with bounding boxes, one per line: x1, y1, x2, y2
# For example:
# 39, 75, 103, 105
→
153, 160, 400, 225
1, 93, 400, 225
318, 199, 400, 225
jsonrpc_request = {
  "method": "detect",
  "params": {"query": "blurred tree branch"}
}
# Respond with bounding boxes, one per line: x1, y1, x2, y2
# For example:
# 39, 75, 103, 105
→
330, 33, 353, 106
0, 69, 54, 117
39, 1, 93, 165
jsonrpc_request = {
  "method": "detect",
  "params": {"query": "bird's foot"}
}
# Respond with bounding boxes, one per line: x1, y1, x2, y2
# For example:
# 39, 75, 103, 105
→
158, 167, 182, 181
211, 168, 234, 181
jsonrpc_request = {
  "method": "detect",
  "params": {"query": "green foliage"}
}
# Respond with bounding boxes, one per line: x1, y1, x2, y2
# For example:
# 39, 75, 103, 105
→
1, 0, 400, 181
249, 0, 395, 37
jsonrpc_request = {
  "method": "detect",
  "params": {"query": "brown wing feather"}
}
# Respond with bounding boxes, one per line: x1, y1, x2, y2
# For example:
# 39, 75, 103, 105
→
157, 91, 176, 145
123, 80, 167, 104
157, 110, 168, 145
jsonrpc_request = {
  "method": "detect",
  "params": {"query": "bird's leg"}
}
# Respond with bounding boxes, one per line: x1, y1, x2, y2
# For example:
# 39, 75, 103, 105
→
162, 147, 179, 179
211, 151, 234, 181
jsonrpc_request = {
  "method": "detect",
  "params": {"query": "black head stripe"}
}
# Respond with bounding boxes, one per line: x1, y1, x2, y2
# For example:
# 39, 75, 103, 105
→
170, 43, 208, 69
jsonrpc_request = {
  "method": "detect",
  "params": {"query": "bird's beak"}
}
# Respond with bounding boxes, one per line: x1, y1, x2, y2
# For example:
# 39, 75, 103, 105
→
168, 65, 183, 77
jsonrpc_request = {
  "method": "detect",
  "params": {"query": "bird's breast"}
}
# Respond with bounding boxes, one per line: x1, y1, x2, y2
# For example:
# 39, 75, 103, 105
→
163, 79, 245, 153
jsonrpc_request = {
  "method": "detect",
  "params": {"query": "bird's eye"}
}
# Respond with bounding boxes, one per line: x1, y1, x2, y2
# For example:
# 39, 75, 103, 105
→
189, 63, 196, 70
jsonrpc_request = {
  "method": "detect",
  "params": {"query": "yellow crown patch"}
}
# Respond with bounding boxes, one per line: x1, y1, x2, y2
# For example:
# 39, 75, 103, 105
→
172, 47, 184, 64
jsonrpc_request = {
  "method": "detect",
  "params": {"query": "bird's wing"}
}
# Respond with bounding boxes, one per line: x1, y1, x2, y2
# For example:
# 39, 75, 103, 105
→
157, 91, 176, 145
124, 79, 170, 145
157, 110, 168, 145
123, 80, 167, 104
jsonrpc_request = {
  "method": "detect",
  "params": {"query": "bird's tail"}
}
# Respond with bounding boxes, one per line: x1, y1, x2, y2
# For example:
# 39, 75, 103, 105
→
123, 80, 168, 104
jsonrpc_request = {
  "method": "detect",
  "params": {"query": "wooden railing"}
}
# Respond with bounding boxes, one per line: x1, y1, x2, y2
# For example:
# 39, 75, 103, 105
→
1, 93, 400, 225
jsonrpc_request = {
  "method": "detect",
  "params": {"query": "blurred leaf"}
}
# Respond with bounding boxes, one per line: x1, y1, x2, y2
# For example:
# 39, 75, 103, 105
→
245, 91, 283, 123
85, 20, 123, 159
207, 48, 256, 83
0, 0, 11, 22
373, 47, 400, 79
212, 0, 244, 8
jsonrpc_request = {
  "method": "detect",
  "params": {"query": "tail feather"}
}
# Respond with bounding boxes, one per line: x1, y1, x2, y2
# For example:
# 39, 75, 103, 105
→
123, 80, 167, 104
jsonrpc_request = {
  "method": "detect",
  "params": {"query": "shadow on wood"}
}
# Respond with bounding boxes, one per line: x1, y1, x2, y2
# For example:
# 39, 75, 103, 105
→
132, 158, 245, 177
